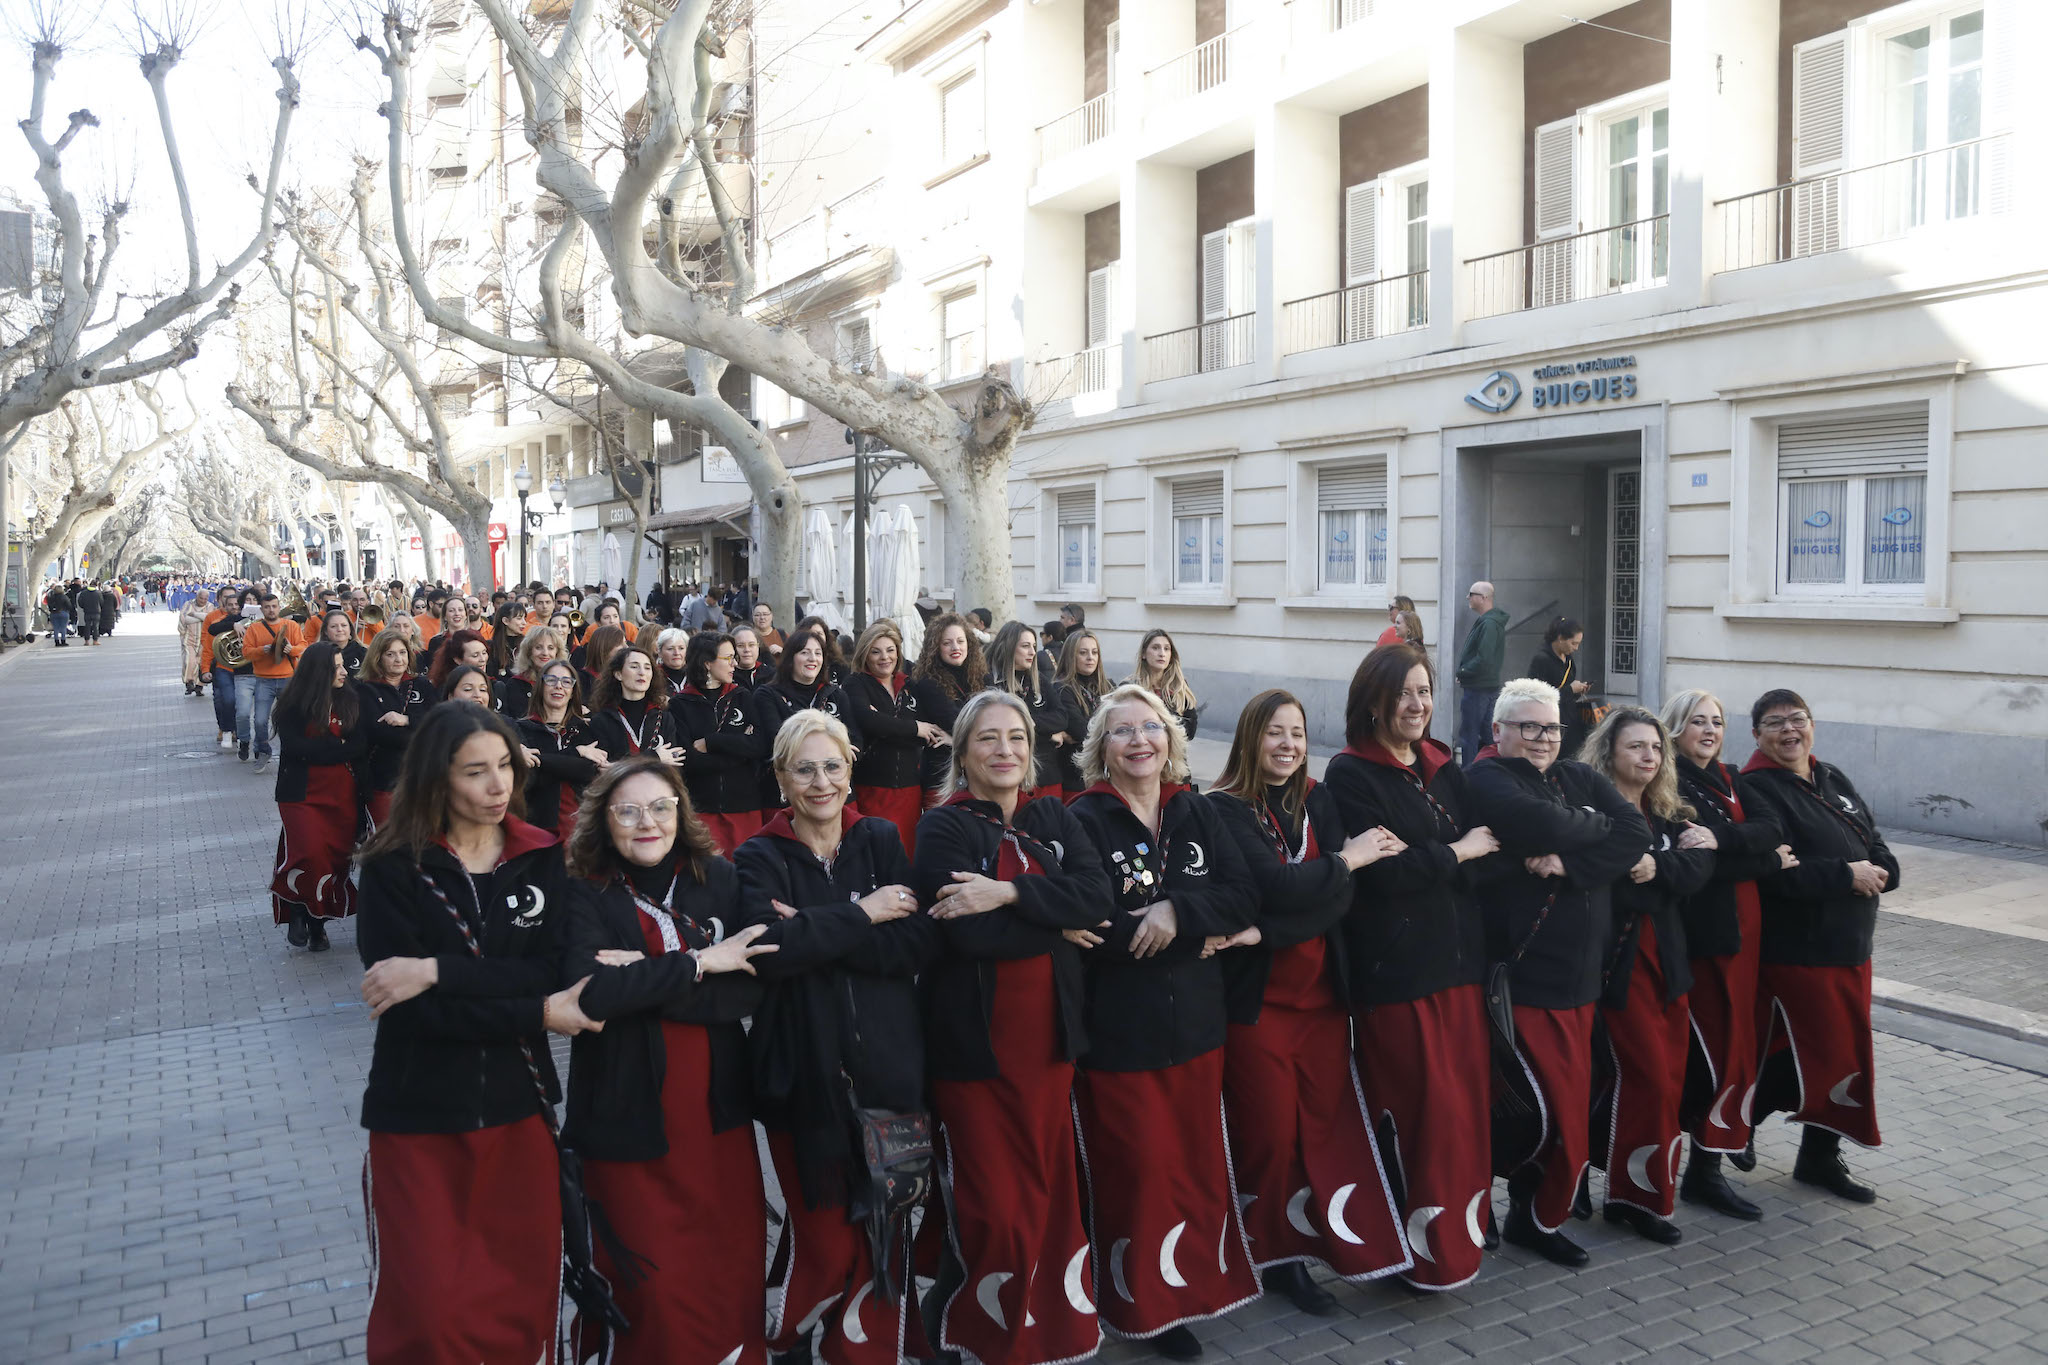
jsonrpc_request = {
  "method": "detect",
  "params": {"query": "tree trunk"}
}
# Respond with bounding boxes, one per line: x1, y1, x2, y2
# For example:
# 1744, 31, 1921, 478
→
931, 463, 1014, 619
756, 469, 802, 626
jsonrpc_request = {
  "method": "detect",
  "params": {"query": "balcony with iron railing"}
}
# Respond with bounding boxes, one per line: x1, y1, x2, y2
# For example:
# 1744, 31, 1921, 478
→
1465, 216, 1670, 320
764, 177, 887, 285
1282, 269, 1428, 354
1145, 313, 1253, 382
1037, 93, 1115, 167
1028, 343, 1123, 406
1716, 134, 2010, 273
1287, 0, 1379, 44
1146, 28, 1247, 110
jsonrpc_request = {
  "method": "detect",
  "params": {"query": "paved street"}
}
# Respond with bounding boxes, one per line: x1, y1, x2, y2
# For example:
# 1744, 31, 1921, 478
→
3, 618, 2048, 1363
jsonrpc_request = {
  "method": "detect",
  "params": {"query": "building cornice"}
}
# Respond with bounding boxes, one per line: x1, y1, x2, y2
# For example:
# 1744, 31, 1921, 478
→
1716, 361, 1968, 402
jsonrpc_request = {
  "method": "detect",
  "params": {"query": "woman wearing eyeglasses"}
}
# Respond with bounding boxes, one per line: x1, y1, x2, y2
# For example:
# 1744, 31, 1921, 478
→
515, 661, 609, 837
1660, 689, 1793, 1221
559, 756, 778, 1364
1464, 678, 1647, 1270
1066, 684, 1258, 1361
736, 710, 940, 1365
729, 624, 775, 691
668, 632, 771, 855
498, 626, 567, 720
1736, 689, 1897, 1203
910, 690, 1111, 1365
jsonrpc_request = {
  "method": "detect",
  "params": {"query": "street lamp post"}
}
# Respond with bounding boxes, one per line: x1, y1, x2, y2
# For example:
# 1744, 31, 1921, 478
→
514, 462, 533, 588
546, 477, 564, 588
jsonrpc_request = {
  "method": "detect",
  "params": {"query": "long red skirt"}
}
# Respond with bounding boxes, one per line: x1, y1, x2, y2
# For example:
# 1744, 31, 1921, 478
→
1074, 1050, 1260, 1341
1755, 959, 1882, 1149
273, 764, 359, 925
1224, 1000, 1408, 1282
363, 787, 395, 836
933, 955, 1099, 1365
852, 784, 922, 860
1686, 891, 1762, 1152
698, 809, 767, 859
1508, 1002, 1598, 1232
578, 1026, 766, 1363
766, 1131, 915, 1365
364, 1116, 561, 1365
1351, 985, 1493, 1292
1598, 922, 1690, 1218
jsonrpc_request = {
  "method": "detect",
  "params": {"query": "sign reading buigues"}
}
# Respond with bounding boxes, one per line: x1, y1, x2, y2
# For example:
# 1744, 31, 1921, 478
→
1465, 354, 1640, 415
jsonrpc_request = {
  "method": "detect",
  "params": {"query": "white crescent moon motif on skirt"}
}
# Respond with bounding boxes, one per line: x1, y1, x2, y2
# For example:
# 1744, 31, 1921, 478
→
285, 868, 304, 894
1063, 1243, 1094, 1314
1159, 1221, 1189, 1288
1110, 1238, 1134, 1303
314, 874, 331, 903
976, 1271, 1012, 1329
1236, 1192, 1257, 1216
1464, 1190, 1488, 1248
1285, 1186, 1319, 1238
1217, 1216, 1230, 1273
1829, 1072, 1863, 1108
1626, 1144, 1659, 1192
715, 1348, 742, 1365
842, 1279, 872, 1345
1707, 1085, 1733, 1133
1667, 1136, 1685, 1187
1329, 1184, 1365, 1245
1741, 1078, 1759, 1123
791, 1293, 841, 1337
1406, 1206, 1443, 1265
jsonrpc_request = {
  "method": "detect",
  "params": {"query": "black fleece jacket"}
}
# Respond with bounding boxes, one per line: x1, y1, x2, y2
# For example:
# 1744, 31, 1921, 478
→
908, 666, 975, 790
1206, 782, 1355, 1022
560, 855, 761, 1162
586, 696, 675, 761
843, 672, 926, 789
356, 823, 568, 1134
1737, 757, 1900, 968
1672, 756, 1787, 959
356, 678, 435, 795
1064, 784, 1257, 1071
514, 714, 602, 836
1602, 809, 1714, 1010
1463, 756, 1650, 1011
669, 683, 769, 814
272, 703, 370, 804
911, 795, 1113, 1081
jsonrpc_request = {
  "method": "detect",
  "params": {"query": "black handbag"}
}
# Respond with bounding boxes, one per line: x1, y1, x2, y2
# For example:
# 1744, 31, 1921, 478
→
843, 1073, 933, 1305
1487, 892, 1557, 1177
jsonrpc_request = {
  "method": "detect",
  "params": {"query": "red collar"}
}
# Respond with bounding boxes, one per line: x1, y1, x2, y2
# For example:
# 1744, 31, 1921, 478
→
436, 815, 556, 867
1342, 736, 1452, 784
757, 806, 863, 846
1078, 780, 1187, 812
1741, 750, 1819, 777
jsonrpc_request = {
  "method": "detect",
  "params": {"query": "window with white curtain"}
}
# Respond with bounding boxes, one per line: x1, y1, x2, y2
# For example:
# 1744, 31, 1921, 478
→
941, 289, 981, 381
1776, 405, 1929, 593
1170, 476, 1226, 590
1054, 487, 1098, 590
1315, 464, 1388, 589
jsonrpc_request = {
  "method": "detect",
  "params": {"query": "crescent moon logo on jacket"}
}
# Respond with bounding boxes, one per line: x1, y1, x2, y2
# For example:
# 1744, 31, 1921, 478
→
508, 883, 547, 928
1838, 796, 1857, 812
1658, 833, 1672, 851
1049, 839, 1065, 863
1183, 842, 1209, 877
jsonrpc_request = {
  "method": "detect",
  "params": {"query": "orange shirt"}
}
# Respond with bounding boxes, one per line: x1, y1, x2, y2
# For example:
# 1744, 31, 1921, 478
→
413, 614, 441, 643
618, 621, 638, 645
243, 619, 298, 678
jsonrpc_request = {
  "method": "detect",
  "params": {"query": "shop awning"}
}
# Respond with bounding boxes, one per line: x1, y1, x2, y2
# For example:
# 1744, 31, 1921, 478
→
644, 499, 753, 536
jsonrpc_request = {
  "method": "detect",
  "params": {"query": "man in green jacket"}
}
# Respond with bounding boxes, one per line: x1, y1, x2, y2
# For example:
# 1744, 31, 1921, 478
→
1455, 581, 1508, 763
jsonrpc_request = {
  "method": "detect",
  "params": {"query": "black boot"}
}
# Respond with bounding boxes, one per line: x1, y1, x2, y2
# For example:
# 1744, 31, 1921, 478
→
1150, 1325, 1202, 1361
1793, 1126, 1875, 1203
1730, 1132, 1758, 1173
770, 1328, 813, 1365
1681, 1145, 1762, 1221
286, 907, 310, 948
1502, 1196, 1589, 1268
1261, 1261, 1338, 1316
307, 919, 330, 952
1603, 1202, 1683, 1245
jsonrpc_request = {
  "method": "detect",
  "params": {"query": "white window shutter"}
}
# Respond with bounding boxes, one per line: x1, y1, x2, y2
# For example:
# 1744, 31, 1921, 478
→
1791, 31, 1847, 256
1316, 463, 1388, 509
1086, 266, 1111, 347
1200, 230, 1229, 321
1172, 476, 1225, 519
1983, 0, 2015, 214
1778, 408, 1930, 478
1226, 220, 1256, 315
1344, 181, 1379, 286
1106, 21, 1120, 91
1531, 117, 1578, 307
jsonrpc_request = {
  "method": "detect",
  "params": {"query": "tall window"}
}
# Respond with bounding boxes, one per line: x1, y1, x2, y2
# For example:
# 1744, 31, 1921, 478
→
1777, 406, 1929, 594
1343, 164, 1429, 338
1601, 102, 1668, 288
941, 290, 981, 381
1171, 476, 1226, 590
1199, 221, 1255, 369
1055, 488, 1098, 590
837, 315, 875, 372
1315, 464, 1388, 590
1881, 8, 1984, 225
940, 71, 983, 167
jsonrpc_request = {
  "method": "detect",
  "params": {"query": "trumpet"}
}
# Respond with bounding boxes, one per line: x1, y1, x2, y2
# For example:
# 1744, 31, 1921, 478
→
568, 609, 586, 631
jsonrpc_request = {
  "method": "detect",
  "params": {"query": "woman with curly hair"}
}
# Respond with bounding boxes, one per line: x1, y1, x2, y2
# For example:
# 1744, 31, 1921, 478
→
909, 613, 986, 807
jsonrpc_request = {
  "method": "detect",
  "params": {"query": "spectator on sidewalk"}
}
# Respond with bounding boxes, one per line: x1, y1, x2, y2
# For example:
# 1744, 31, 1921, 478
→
45, 584, 73, 646
1454, 581, 1508, 764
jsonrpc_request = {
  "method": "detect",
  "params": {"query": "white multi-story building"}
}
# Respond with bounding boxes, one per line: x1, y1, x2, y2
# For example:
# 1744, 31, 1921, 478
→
737, 0, 2046, 844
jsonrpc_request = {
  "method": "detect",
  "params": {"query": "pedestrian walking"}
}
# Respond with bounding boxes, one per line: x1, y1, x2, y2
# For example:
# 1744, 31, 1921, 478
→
178, 591, 210, 693
1454, 582, 1508, 764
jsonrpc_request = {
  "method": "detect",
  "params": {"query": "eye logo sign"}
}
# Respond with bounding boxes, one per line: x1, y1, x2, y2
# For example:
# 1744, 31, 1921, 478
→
1465, 371, 1522, 414
1802, 509, 1834, 528
1880, 507, 1914, 526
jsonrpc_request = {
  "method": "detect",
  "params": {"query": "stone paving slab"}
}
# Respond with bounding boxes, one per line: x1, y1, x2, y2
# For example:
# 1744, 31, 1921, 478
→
3, 622, 2047, 1362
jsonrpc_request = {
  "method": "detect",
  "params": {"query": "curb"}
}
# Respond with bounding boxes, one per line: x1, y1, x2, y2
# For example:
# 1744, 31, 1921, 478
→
1872, 976, 2048, 1049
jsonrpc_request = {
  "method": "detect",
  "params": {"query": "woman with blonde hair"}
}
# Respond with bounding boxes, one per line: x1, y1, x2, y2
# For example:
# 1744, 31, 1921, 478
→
1054, 629, 1108, 795
498, 625, 568, 720
1580, 706, 1714, 1245
1126, 628, 1200, 741
1658, 688, 1794, 1219
843, 619, 947, 857
1066, 684, 1259, 1359
913, 690, 1111, 1365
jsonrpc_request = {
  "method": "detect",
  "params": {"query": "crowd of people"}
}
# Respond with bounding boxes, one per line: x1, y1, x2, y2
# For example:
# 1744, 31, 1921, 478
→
149, 571, 1894, 1365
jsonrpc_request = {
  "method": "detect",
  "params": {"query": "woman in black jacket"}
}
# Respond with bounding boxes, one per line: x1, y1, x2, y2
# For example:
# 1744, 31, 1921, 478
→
271, 642, 371, 952
908, 613, 986, 807
1527, 618, 1592, 756
1323, 645, 1501, 1292
729, 623, 776, 691
314, 609, 368, 677
737, 710, 941, 1365
1055, 629, 1108, 796
515, 660, 607, 837
1581, 708, 1715, 1245
1662, 688, 1793, 1220
987, 620, 1072, 793
1205, 689, 1410, 1311
912, 689, 1112, 1365
496, 625, 566, 720
843, 620, 946, 858
586, 643, 681, 764
352, 703, 603, 1364
667, 631, 770, 855
1066, 684, 1258, 1361
1737, 688, 1899, 1203
356, 629, 432, 833
560, 756, 777, 1365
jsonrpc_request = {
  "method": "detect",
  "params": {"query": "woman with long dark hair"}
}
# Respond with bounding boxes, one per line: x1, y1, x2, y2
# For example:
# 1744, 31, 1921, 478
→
271, 641, 370, 952
516, 660, 608, 837
574, 623, 628, 693
353, 703, 603, 1363
441, 665, 497, 709
315, 609, 368, 676
1066, 684, 1259, 1360
843, 620, 945, 858
1659, 688, 1791, 1220
909, 613, 987, 807
668, 631, 770, 855
986, 620, 1070, 794
1205, 689, 1410, 1309
1322, 645, 1500, 1292
739, 710, 939, 1365
913, 690, 1112, 1365
357, 629, 433, 833
1126, 628, 1199, 742
1527, 618, 1592, 757
428, 629, 490, 696
793, 614, 850, 685
729, 623, 775, 691
587, 644, 682, 764
561, 755, 777, 1363
1581, 707, 1714, 1244
754, 629, 863, 752
485, 601, 525, 680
